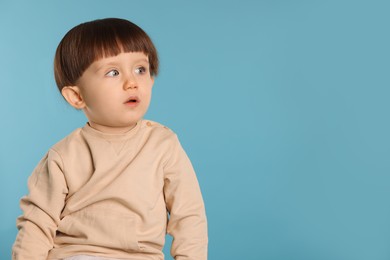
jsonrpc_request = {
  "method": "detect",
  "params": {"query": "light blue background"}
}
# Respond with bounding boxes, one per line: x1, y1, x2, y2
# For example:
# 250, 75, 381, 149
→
1, 0, 390, 259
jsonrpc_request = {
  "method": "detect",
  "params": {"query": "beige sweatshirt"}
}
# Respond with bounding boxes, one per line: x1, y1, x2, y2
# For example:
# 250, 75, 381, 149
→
12, 120, 208, 260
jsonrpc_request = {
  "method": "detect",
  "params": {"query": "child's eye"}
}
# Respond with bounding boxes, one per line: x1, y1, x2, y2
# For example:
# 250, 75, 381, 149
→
135, 66, 147, 75
105, 69, 120, 77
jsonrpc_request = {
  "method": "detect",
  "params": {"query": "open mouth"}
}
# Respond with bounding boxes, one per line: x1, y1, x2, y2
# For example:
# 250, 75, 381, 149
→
124, 96, 140, 104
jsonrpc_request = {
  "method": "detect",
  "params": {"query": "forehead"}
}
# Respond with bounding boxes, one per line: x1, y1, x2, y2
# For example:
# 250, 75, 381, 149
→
90, 52, 149, 69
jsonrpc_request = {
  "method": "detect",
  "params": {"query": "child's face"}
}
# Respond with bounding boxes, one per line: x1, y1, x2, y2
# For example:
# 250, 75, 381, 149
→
76, 52, 154, 133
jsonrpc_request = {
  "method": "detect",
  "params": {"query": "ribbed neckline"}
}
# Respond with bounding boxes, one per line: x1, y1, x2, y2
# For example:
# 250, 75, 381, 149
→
81, 120, 143, 141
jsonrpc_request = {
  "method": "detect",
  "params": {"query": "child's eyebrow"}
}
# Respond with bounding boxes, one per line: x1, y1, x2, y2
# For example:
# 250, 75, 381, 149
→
94, 58, 150, 72
94, 62, 119, 72
134, 58, 150, 64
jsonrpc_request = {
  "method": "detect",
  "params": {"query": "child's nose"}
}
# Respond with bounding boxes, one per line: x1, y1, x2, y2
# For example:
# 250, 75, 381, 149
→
124, 77, 138, 90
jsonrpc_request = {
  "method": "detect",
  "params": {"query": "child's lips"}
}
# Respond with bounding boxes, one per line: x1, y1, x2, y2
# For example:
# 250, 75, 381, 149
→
124, 96, 140, 107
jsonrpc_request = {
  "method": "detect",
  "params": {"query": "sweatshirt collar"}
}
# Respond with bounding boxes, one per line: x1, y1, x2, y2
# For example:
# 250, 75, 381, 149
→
81, 120, 142, 141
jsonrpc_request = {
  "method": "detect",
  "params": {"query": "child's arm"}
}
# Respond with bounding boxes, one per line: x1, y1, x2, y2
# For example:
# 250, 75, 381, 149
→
163, 135, 208, 260
12, 149, 68, 260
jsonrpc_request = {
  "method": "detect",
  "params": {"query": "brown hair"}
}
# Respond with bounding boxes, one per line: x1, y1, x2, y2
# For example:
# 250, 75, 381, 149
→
54, 18, 159, 92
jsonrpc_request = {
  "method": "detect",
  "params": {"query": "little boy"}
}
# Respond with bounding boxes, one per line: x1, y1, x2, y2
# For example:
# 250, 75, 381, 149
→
12, 18, 208, 260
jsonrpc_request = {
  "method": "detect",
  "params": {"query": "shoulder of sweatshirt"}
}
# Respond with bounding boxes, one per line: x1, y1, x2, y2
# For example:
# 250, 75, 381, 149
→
140, 119, 178, 138
48, 127, 84, 156
141, 119, 185, 150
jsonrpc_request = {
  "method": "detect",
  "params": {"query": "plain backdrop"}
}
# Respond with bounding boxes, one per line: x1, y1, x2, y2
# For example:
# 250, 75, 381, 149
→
1, 0, 390, 259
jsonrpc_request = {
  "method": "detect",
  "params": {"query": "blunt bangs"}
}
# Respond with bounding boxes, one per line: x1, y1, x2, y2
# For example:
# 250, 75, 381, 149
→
54, 18, 159, 92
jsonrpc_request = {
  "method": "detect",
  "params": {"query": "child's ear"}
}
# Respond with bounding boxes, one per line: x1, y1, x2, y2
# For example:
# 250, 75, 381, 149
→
151, 76, 155, 86
61, 86, 86, 109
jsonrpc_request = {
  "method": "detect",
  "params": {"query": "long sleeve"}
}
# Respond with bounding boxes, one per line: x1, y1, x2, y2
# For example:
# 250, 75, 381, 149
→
13, 149, 68, 260
163, 135, 208, 260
